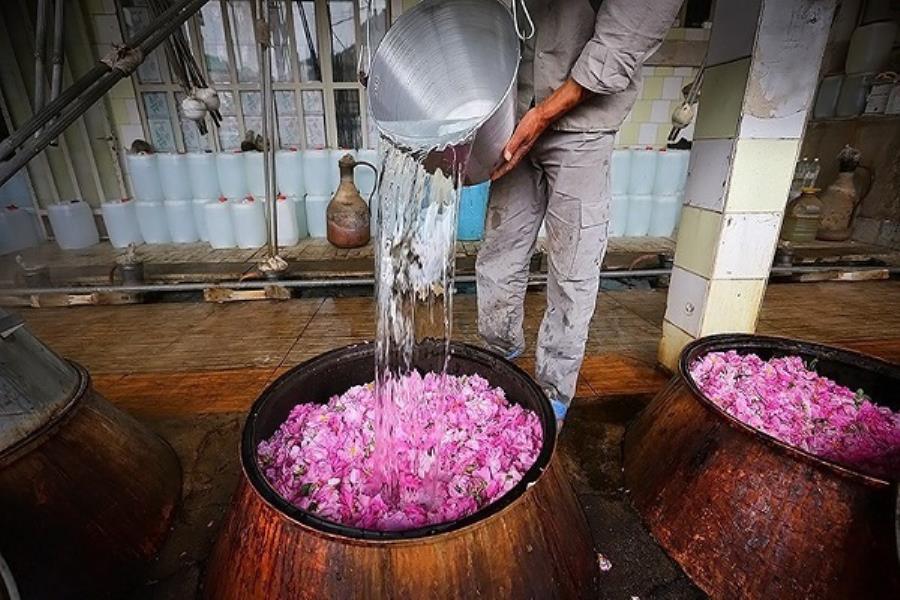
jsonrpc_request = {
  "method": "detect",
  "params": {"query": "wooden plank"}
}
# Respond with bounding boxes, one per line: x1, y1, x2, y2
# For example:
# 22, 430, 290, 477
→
203, 285, 291, 303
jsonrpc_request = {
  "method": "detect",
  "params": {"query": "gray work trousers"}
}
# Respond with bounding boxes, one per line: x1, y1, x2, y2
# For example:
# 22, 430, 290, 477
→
476, 129, 612, 406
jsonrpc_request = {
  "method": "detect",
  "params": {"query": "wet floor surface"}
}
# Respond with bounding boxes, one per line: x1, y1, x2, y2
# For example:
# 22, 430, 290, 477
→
13, 281, 900, 599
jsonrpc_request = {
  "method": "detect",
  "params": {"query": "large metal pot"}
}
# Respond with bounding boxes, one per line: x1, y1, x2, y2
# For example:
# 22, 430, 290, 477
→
624, 334, 900, 599
367, 0, 519, 184
205, 341, 599, 599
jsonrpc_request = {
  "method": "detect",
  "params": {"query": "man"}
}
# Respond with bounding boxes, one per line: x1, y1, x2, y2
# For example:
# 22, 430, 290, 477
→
477, 0, 684, 426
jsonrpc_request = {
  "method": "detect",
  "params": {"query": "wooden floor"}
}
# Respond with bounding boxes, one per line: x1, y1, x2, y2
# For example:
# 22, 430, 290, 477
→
11, 280, 900, 599
16, 280, 900, 419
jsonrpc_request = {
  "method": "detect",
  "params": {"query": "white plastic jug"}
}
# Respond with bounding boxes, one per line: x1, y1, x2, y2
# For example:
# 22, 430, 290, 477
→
653, 150, 690, 195
330, 149, 355, 193
303, 149, 332, 196
611, 149, 631, 196
156, 153, 192, 200
217, 152, 248, 198
135, 200, 172, 244
0, 170, 31, 208
187, 152, 221, 199
231, 197, 267, 248
192, 198, 211, 242
244, 151, 266, 198
648, 194, 682, 237
164, 199, 199, 243
845, 21, 898, 74
101, 199, 143, 248
628, 148, 657, 196
624, 194, 653, 236
355, 148, 379, 198
275, 194, 299, 246
305, 194, 329, 238
292, 194, 309, 239
127, 153, 164, 202
205, 199, 237, 249
276, 148, 305, 197
47, 200, 100, 250
0, 205, 40, 254
609, 194, 629, 237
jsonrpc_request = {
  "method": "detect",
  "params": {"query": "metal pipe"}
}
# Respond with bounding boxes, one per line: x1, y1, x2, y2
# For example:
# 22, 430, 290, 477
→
0, 0, 210, 187
258, 0, 279, 258
48, 0, 65, 146
4, 265, 896, 296
49, 0, 64, 102
33, 0, 50, 115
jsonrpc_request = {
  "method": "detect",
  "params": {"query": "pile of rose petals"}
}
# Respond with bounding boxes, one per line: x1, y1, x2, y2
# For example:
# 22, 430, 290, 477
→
257, 372, 543, 531
690, 351, 900, 479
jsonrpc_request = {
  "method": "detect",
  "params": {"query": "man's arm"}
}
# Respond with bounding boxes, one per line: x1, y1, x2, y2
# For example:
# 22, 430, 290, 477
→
491, 0, 685, 181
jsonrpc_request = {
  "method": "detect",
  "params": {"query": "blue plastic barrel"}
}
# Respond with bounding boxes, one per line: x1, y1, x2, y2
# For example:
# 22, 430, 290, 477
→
457, 181, 491, 241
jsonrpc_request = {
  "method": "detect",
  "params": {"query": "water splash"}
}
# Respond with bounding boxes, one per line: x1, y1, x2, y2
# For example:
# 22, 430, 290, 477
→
372, 133, 473, 502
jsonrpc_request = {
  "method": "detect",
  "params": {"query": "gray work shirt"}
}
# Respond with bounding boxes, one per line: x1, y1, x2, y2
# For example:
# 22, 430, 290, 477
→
515, 0, 685, 132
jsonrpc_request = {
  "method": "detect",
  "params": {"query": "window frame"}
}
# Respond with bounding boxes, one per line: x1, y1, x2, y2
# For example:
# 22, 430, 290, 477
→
116, 0, 388, 153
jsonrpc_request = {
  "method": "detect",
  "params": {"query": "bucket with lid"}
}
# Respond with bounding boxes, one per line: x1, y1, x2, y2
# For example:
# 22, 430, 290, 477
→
367, 0, 520, 184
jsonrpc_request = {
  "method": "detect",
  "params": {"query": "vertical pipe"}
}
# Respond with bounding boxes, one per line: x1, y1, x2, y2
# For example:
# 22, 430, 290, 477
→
48, 0, 65, 147
33, 0, 49, 115
258, 0, 278, 257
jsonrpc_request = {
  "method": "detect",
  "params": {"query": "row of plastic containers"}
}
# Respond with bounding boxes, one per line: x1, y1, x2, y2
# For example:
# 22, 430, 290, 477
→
125, 148, 379, 203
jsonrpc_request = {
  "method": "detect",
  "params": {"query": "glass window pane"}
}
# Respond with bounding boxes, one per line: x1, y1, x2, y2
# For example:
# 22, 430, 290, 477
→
226, 0, 259, 83
334, 89, 361, 149
240, 91, 262, 116
276, 91, 300, 148
302, 90, 327, 148
141, 92, 176, 151
328, 0, 357, 83
270, 1, 294, 82
218, 91, 237, 116
200, 1, 231, 84
218, 116, 242, 150
292, 1, 321, 81
120, 1, 167, 84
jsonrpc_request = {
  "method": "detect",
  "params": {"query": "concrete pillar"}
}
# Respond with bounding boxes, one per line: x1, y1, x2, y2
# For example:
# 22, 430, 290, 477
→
658, 0, 838, 370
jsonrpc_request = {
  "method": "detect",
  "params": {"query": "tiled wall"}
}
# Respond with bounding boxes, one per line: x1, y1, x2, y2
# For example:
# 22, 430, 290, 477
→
615, 66, 699, 148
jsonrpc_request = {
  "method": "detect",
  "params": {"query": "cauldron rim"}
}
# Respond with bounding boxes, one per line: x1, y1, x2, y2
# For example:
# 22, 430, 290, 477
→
240, 340, 557, 543
679, 333, 899, 487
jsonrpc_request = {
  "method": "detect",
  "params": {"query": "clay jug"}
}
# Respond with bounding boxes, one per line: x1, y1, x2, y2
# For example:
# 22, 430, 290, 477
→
326, 154, 376, 248
817, 146, 871, 241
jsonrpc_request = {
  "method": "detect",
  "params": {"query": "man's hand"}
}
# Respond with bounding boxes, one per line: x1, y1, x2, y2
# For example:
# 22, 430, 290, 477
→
490, 107, 551, 181
490, 78, 593, 181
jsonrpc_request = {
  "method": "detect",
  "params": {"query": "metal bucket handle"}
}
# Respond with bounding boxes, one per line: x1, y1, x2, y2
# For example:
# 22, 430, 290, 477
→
511, 0, 534, 40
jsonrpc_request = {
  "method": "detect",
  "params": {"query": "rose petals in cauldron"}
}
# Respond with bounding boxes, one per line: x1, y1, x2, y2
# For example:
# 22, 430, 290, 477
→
690, 351, 900, 479
257, 372, 543, 531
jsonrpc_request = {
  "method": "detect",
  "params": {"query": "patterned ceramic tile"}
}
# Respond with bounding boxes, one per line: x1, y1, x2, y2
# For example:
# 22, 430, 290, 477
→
240, 91, 262, 116
142, 92, 170, 120
149, 119, 176, 152
275, 90, 297, 115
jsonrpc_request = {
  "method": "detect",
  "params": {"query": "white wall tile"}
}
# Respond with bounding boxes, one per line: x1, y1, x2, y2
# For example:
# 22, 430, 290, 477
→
650, 100, 671, 123
117, 124, 145, 149
664, 266, 710, 337
683, 139, 734, 212
662, 77, 683, 100
739, 0, 835, 139
638, 123, 658, 145
673, 67, 695, 77
713, 212, 781, 279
